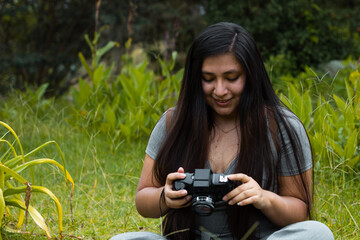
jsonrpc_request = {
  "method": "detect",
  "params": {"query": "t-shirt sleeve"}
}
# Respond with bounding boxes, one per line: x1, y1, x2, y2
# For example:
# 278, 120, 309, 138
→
145, 112, 167, 160
278, 111, 313, 176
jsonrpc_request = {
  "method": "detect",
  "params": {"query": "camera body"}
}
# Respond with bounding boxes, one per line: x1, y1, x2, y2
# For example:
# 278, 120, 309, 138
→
173, 169, 237, 215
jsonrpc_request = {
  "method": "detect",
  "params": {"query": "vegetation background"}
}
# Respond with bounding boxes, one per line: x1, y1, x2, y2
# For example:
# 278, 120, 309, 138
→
0, 0, 359, 239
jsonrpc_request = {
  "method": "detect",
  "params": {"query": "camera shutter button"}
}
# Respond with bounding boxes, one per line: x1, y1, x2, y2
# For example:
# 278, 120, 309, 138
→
174, 181, 185, 190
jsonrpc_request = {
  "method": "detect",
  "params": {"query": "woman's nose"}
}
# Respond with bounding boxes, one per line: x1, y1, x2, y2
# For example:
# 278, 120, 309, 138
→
213, 79, 228, 96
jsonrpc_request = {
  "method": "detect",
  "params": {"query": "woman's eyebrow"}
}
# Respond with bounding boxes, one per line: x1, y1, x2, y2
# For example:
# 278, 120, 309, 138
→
202, 70, 241, 75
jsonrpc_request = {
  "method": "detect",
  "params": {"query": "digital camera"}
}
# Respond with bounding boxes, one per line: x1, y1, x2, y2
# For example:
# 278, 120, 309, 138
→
173, 169, 237, 216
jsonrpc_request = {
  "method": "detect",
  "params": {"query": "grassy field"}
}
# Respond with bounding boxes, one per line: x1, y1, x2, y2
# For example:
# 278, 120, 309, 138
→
0, 96, 359, 239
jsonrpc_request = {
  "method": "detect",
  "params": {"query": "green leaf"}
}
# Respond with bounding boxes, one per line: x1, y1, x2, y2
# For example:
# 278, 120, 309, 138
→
348, 155, 360, 168
106, 105, 116, 129
34, 83, 49, 101
0, 121, 25, 164
5, 198, 51, 238
11, 158, 74, 187
0, 189, 5, 232
4, 185, 63, 234
333, 94, 346, 113
77, 77, 92, 106
96, 41, 118, 65
93, 64, 105, 88
78, 52, 93, 80
345, 79, 353, 102
0, 164, 27, 184
344, 129, 358, 160
327, 138, 344, 157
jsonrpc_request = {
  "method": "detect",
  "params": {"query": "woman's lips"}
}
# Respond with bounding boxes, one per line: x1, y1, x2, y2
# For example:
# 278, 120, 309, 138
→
214, 98, 232, 106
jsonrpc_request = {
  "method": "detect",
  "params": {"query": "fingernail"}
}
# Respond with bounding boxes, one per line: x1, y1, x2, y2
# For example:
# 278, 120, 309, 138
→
223, 196, 228, 201
237, 202, 243, 206
186, 196, 192, 201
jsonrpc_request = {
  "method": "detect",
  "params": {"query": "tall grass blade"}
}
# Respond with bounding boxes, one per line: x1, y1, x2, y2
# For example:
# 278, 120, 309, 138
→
0, 121, 25, 163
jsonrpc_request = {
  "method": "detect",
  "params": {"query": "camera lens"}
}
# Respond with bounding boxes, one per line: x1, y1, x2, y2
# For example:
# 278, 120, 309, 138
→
192, 196, 215, 216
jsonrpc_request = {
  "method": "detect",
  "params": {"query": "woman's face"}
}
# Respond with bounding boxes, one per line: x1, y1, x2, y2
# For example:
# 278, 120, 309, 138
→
201, 53, 246, 120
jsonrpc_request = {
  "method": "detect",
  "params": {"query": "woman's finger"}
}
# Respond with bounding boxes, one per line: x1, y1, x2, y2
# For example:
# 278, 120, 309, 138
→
227, 173, 252, 183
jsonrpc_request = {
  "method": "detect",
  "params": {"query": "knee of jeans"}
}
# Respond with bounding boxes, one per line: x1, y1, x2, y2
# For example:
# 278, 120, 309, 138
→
306, 221, 334, 239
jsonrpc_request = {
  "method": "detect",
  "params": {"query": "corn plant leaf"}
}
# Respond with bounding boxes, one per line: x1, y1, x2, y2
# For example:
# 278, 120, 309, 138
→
0, 189, 5, 231
11, 158, 74, 187
3, 155, 23, 169
0, 121, 25, 163
0, 139, 18, 158
4, 181, 25, 228
344, 129, 358, 160
0, 164, 27, 184
25, 141, 68, 184
5, 198, 51, 238
5, 141, 70, 185
3, 185, 63, 234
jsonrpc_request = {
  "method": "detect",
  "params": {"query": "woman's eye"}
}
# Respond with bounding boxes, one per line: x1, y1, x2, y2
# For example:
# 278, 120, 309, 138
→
227, 76, 239, 81
202, 77, 214, 82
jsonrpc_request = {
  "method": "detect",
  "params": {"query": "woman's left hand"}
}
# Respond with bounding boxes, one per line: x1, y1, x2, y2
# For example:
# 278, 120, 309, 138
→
222, 173, 269, 210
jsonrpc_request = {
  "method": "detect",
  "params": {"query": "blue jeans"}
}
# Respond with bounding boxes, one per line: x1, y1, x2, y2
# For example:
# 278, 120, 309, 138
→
109, 220, 334, 240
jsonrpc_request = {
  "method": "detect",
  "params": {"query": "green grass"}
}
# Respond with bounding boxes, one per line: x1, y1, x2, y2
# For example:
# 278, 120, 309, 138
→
0, 96, 359, 239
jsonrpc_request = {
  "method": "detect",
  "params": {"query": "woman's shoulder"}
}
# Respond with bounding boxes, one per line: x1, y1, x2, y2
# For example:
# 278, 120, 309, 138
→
145, 107, 175, 160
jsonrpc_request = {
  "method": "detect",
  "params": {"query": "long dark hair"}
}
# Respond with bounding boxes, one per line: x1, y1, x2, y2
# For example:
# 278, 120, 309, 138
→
153, 22, 312, 240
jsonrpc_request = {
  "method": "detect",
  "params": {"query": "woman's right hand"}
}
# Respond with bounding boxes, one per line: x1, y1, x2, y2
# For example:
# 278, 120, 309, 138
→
163, 167, 192, 209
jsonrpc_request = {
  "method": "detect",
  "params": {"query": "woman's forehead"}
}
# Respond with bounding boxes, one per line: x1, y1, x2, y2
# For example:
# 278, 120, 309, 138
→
201, 53, 243, 73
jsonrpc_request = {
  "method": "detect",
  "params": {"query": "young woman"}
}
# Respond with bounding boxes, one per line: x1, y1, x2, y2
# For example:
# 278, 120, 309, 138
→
111, 22, 334, 240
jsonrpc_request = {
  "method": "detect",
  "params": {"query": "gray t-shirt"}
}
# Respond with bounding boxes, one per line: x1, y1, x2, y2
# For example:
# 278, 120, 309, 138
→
145, 108, 312, 239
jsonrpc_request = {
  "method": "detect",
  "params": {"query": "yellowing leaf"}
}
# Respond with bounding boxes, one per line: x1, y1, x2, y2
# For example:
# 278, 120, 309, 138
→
5, 199, 51, 238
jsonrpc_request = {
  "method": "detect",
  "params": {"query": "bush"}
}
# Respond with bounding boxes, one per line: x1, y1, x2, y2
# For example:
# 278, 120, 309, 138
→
70, 35, 182, 141
205, 0, 360, 73
280, 66, 360, 171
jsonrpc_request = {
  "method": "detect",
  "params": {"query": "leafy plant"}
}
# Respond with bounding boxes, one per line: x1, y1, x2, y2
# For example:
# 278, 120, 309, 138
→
0, 121, 74, 239
280, 67, 360, 171
71, 34, 182, 140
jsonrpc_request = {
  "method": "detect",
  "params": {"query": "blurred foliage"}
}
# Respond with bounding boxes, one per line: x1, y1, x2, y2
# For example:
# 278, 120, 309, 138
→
0, 0, 94, 95
1, 0, 359, 96
204, 0, 360, 74
269, 57, 359, 99
279, 65, 360, 171
70, 34, 182, 141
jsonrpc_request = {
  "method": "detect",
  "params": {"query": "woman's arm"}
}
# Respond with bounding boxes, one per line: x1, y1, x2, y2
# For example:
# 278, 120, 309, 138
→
135, 154, 191, 218
223, 169, 311, 227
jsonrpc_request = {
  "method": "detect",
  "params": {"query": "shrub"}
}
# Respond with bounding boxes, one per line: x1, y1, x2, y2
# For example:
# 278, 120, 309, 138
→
71, 35, 182, 140
280, 67, 360, 171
